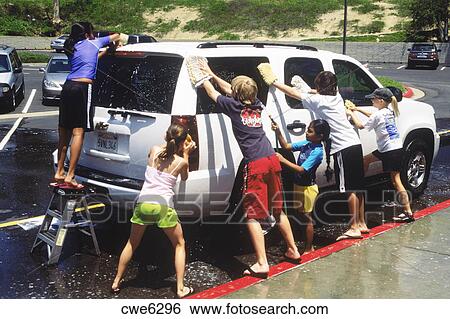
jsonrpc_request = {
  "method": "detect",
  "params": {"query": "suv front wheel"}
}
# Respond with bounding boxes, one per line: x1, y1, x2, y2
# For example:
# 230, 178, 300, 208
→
400, 138, 432, 198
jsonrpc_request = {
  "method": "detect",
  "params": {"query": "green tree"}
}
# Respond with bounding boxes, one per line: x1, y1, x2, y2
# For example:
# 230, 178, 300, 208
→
408, 0, 449, 42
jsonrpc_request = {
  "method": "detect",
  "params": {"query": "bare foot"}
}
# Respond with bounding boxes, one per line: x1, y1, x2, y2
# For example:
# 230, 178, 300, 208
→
54, 173, 66, 184
336, 229, 363, 241
177, 286, 194, 298
111, 279, 123, 293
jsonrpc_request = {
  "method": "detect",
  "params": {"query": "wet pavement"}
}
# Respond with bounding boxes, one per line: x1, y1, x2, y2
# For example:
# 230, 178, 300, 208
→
225, 207, 450, 299
0, 123, 449, 298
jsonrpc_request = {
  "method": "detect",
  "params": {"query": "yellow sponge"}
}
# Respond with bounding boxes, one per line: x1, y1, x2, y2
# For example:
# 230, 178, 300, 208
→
345, 99, 357, 110
186, 56, 211, 88
257, 63, 277, 85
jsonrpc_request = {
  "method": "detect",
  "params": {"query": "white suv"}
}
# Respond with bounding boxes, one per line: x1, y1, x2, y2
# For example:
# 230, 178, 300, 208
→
58, 41, 440, 219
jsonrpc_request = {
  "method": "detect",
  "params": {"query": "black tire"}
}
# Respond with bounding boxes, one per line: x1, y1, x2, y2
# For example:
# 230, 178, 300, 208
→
400, 138, 432, 198
8, 87, 16, 111
407, 62, 415, 69
18, 82, 25, 102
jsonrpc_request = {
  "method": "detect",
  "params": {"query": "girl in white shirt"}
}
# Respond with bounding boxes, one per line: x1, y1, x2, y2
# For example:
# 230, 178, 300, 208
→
347, 87, 414, 222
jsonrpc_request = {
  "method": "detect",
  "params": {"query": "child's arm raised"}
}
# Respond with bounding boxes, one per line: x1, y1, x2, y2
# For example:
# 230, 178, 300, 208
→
271, 118, 292, 151
355, 107, 373, 118
200, 61, 232, 96
272, 82, 304, 100
202, 79, 221, 103
180, 141, 197, 181
346, 109, 365, 129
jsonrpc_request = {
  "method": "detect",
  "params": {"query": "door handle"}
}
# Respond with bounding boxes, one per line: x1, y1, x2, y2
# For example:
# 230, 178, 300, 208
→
287, 120, 306, 131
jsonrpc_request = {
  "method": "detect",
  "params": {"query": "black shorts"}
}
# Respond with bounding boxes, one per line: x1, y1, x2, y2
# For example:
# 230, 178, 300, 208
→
333, 144, 364, 193
59, 80, 94, 131
373, 149, 404, 172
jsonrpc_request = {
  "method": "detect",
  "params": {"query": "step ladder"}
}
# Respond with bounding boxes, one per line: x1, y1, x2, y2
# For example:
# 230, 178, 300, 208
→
31, 184, 101, 265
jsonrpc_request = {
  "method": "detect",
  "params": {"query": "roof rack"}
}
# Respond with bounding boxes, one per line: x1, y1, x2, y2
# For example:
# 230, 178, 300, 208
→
197, 42, 317, 51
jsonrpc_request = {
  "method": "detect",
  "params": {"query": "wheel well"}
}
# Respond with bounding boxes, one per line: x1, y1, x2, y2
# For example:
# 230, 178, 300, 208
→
404, 128, 434, 156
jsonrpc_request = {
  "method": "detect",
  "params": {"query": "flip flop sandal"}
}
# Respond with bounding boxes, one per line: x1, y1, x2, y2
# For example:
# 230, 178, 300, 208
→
393, 213, 415, 223
336, 232, 363, 241
63, 180, 85, 189
360, 229, 370, 234
283, 253, 301, 264
243, 267, 269, 279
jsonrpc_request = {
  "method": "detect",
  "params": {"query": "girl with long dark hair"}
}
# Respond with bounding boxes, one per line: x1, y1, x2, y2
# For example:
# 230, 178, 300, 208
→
54, 22, 127, 188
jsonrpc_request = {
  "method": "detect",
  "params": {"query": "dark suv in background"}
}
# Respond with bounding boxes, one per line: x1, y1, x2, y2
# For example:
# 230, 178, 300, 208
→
407, 43, 440, 69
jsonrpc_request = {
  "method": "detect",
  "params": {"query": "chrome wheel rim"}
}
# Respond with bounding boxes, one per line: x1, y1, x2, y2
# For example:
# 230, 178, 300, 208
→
407, 151, 426, 188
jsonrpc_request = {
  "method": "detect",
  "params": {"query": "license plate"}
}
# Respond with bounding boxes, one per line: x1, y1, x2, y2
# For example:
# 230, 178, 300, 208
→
96, 132, 118, 153
417, 54, 427, 58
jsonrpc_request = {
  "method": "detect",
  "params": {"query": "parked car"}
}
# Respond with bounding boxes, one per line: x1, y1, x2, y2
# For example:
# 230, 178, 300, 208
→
0, 44, 25, 112
50, 35, 68, 52
407, 43, 440, 69
54, 41, 440, 220
39, 55, 70, 104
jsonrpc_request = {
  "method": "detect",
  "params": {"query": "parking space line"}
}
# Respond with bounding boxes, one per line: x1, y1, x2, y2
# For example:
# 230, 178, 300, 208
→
0, 89, 36, 150
187, 199, 450, 299
0, 110, 58, 121
22, 89, 36, 114
397, 65, 406, 70
441, 66, 446, 71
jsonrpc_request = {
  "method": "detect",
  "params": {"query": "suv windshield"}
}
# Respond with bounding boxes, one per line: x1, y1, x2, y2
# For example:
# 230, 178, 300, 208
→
411, 44, 434, 51
48, 59, 71, 73
93, 53, 183, 114
0, 55, 10, 73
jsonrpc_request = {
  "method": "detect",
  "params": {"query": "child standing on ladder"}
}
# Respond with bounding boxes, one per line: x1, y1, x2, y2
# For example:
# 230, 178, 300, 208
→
346, 88, 414, 222
111, 123, 196, 298
271, 119, 332, 254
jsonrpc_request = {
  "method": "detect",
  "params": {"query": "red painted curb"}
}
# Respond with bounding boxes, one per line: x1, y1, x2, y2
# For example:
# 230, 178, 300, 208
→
187, 199, 450, 299
403, 86, 413, 98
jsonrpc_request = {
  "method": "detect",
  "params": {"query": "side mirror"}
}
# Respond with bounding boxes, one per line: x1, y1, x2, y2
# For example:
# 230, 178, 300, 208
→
386, 86, 403, 102
39, 67, 45, 73
13, 67, 22, 73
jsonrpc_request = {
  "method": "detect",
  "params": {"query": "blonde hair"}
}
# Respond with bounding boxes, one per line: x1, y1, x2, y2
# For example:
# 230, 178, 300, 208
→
390, 96, 400, 117
231, 75, 258, 105
157, 123, 188, 161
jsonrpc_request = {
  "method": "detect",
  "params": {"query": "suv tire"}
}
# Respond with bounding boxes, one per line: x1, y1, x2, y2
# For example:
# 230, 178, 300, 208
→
400, 138, 432, 198
18, 83, 25, 102
8, 87, 16, 111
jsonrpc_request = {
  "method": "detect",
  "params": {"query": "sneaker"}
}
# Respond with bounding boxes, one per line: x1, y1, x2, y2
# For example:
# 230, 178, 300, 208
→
393, 212, 415, 223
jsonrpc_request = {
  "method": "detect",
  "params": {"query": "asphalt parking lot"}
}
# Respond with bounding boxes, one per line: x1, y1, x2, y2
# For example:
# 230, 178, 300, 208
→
1, 60, 450, 298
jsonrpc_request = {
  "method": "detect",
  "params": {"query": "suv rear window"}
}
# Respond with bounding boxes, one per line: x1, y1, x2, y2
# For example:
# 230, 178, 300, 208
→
93, 53, 183, 114
196, 57, 269, 114
411, 44, 435, 51
0, 55, 10, 73
284, 57, 323, 108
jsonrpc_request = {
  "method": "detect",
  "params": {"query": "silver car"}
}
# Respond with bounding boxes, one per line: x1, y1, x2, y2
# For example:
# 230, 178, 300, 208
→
0, 44, 25, 112
40, 55, 70, 104
50, 35, 69, 52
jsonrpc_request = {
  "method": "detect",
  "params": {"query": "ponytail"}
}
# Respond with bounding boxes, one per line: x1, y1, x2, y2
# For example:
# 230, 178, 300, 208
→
390, 96, 400, 117
156, 124, 188, 162
324, 138, 333, 182
309, 119, 333, 182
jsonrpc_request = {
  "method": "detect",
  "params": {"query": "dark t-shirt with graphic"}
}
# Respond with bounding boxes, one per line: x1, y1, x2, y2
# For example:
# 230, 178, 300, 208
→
216, 95, 274, 162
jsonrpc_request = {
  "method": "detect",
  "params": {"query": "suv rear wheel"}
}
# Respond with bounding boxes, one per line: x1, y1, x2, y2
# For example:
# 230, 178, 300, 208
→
400, 138, 432, 198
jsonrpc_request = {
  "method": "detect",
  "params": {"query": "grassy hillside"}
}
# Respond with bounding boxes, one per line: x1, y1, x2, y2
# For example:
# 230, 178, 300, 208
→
1, 0, 411, 39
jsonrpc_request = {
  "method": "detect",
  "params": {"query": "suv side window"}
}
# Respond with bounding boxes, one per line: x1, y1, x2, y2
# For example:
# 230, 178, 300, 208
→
12, 50, 22, 68
196, 57, 269, 114
284, 57, 324, 108
9, 52, 18, 70
332, 59, 378, 106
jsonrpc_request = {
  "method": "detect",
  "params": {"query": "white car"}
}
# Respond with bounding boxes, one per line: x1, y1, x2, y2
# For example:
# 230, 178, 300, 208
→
56, 41, 440, 220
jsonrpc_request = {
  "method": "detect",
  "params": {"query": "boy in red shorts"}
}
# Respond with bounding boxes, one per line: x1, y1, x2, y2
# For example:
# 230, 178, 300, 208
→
200, 63, 300, 278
